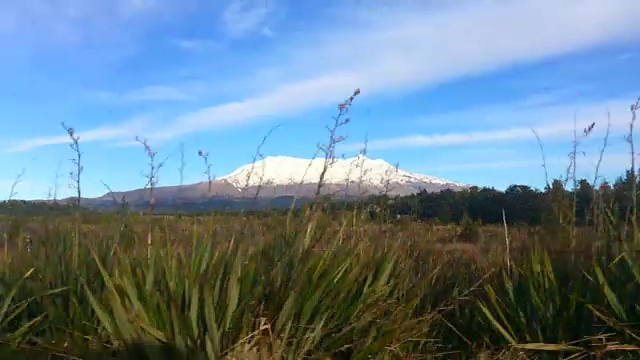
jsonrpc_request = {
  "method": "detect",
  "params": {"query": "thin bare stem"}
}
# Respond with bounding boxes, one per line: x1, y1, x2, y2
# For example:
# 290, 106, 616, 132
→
179, 142, 186, 187
7, 169, 25, 201
61, 122, 83, 269
100, 181, 119, 206
134, 136, 167, 259
243, 124, 280, 204
3, 169, 25, 261
52, 160, 62, 203
197, 149, 215, 194
531, 128, 550, 191
561, 114, 594, 247
502, 208, 511, 275
135, 136, 168, 213
61, 123, 82, 207
592, 111, 611, 234
628, 98, 640, 246
356, 135, 370, 197
315, 88, 360, 199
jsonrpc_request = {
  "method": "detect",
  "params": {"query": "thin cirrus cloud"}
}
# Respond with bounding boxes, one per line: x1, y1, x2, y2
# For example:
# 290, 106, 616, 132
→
220, 0, 276, 38
91, 85, 194, 103
7, 0, 640, 151
3, 116, 150, 153
426, 151, 633, 179
0, 0, 175, 45
430, 159, 546, 172
344, 96, 637, 152
171, 38, 223, 51
144, 0, 640, 141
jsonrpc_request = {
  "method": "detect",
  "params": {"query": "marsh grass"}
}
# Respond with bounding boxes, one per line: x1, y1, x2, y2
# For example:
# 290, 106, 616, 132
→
1, 213, 640, 359
2, 94, 640, 359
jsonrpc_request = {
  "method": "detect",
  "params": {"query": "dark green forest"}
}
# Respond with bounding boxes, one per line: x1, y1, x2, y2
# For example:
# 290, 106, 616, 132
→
344, 170, 639, 227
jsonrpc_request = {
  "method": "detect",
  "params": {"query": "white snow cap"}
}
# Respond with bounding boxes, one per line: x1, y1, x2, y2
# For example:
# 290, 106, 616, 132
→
219, 155, 466, 188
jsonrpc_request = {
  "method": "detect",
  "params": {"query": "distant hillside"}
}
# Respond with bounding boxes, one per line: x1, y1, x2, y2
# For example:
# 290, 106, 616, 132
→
34, 155, 469, 211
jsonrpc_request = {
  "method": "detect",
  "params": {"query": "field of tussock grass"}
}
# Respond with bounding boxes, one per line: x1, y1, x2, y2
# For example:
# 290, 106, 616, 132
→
1, 92, 639, 359
0, 212, 639, 359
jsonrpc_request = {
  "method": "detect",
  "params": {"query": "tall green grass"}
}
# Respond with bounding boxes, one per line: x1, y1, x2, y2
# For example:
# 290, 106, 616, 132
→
1, 213, 640, 359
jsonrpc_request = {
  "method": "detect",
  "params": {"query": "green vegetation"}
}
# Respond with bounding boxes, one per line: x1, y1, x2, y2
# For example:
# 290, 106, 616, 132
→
0, 195, 639, 359
1, 93, 640, 359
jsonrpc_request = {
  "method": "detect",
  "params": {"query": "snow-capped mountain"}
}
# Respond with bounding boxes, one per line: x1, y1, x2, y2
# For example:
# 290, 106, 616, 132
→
82, 155, 469, 209
219, 155, 466, 191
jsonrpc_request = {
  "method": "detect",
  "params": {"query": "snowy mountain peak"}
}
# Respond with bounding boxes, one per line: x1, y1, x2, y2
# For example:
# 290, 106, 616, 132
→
219, 155, 467, 190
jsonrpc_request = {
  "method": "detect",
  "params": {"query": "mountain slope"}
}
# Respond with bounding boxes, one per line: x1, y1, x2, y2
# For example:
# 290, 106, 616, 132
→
74, 155, 468, 209
219, 155, 465, 189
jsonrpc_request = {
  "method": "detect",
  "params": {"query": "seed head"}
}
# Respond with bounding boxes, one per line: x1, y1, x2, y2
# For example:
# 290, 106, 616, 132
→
583, 122, 595, 136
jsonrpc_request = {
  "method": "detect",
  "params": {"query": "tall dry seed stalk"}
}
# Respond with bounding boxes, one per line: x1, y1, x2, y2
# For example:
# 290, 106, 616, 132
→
175, 142, 187, 210
61, 123, 83, 206
502, 208, 511, 274
315, 88, 360, 199
531, 129, 550, 191
591, 111, 611, 236
7, 169, 24, 202
135, 136, 167, 210
61, 122, 83, 268
243, 124, 280, 206
100, 180, 119, 206
135, 136, 167, 258
564, 117, 595, 247
3, 169, 25, 261
533, 117, 597, 248
51, 160, 62, 203
628, 98, 640, 247
178, 142, 186, 187
197, 149, 215, 194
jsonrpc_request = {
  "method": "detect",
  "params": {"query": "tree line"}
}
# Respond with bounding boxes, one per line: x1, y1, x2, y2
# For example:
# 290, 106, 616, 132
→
1, 169, 639, 228
371, 170, 639, 227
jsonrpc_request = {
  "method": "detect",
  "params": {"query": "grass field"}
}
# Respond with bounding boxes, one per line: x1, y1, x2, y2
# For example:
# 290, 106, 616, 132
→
0, 210, 639, 359
0, 93, 638, 359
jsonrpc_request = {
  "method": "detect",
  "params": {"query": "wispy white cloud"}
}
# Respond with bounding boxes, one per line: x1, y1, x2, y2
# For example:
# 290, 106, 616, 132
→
430, 159, 545, 172
0, 0, 175, 45
511, 85, 596, 108
163, 0, 640, 137
148, 72, 358, 141
2, 116, 150, 153
125, 86, 192, 101
91, 85, 194, 103
346, 96, 637, 151
429, 152, 629, 171
416, 90, 627, 128
171, 38, 223, 51
11, 0, 640, 150
220, 0, 276, 38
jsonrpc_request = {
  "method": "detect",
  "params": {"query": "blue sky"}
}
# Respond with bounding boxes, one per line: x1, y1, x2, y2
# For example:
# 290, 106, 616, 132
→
1, 0, 639, 200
